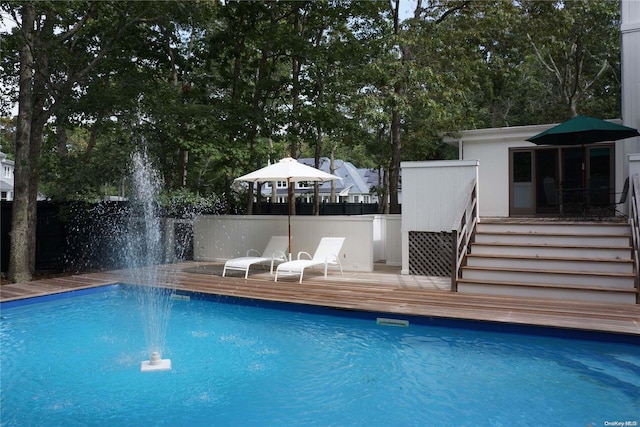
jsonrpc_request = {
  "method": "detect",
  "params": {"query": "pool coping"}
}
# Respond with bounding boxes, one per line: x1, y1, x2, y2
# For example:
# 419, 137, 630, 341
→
1, 261, 639, 337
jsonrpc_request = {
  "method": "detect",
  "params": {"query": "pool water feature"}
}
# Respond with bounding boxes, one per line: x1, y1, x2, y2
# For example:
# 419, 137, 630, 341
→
1, 285, 638, 426
126, 151, 174, 371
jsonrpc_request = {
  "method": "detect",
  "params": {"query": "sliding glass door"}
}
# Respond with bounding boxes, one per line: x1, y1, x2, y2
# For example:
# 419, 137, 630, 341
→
508, 144, 614, 216
510, 150, 534, 216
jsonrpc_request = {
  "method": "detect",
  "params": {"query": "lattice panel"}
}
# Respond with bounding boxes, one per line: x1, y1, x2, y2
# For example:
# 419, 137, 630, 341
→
409, 231, 452, 276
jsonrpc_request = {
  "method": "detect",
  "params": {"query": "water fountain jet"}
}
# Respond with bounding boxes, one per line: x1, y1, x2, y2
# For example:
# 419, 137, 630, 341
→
141, 351, 172, 372
124, 150, 175, 372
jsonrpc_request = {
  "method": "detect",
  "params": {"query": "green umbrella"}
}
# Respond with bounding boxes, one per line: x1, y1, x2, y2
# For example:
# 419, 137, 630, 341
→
527, 116, 639, 208
526, 115, 639, 145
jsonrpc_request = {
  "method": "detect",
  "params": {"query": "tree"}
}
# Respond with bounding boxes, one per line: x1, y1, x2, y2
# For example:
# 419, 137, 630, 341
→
523, 0, 620, 119
2, 0, 623, 282
2, 1, 209, 282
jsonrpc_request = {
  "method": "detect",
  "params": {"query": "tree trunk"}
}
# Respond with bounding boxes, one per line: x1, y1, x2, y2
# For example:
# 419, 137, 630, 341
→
288, 6, 303, 216
388, 0, 403, 215
389, 108, 402, 214
313, 125, 322, 215
180, 149, 189, 187
8, 3, 35, 283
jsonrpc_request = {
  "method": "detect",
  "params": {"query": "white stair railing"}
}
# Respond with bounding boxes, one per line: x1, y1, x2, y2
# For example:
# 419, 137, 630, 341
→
451, 179, 478, 292
629, 174, 640, 303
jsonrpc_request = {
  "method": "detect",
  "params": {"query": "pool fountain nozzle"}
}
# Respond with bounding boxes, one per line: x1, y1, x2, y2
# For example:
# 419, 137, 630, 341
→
140, 351, 171, 372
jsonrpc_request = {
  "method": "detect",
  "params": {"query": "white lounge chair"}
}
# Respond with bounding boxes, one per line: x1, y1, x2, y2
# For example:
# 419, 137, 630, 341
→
222, 236, 288, 279
275, 237, 345, 284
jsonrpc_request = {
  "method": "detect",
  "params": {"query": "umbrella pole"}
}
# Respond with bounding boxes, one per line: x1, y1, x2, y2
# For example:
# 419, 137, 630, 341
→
288, 216, 291, 261
287, 178, 292, 260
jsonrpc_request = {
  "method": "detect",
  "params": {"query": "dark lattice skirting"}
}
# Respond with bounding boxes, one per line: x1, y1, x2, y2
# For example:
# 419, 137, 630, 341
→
409, 231, 452, 276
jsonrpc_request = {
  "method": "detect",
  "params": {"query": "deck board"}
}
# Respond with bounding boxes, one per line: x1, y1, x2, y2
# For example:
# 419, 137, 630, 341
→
1, 261, 639, 336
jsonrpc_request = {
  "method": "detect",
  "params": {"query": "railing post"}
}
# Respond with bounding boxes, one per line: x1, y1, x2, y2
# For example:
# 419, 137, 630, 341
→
451, 229, 458, 292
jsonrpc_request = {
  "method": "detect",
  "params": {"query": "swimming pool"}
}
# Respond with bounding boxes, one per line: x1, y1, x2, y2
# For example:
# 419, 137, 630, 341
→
1, 285, 638, 426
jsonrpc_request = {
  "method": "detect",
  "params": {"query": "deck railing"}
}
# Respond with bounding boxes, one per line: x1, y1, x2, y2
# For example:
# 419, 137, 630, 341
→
629, 174, 640, 303
450, 179, 478, 292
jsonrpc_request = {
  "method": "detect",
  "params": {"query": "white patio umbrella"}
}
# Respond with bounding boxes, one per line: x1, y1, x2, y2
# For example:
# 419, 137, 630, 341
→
235, 156, 340, 258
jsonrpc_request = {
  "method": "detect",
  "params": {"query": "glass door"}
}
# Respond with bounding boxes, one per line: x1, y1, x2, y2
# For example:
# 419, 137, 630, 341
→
510, 150, 534, 216
508, 144, 614, 217
587, 146, 614, 207
535, 149, 560, 215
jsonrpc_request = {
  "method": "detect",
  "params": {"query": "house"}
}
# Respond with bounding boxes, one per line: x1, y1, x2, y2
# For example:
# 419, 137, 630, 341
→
196, 0, 638, 305
259, 157, 395, 204
436, 2, 640, 220
438, 1, 640, 219
0, 152, 14, 201
396, 0, 640, 302
442, 122, 628, 217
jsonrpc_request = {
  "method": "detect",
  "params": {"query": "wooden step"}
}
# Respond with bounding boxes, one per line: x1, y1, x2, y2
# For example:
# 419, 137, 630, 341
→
477, 221, 630, 236
461, 266, 635, 288
466, 253, 634, 274
456, 278, 638, 304
470, 242, 632, 259
474, 231, 630, 247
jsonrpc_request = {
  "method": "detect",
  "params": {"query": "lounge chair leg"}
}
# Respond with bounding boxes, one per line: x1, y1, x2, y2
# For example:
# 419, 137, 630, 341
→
222, 267, 227, 277
245, 268, 249, 279
299, 270, 304, 284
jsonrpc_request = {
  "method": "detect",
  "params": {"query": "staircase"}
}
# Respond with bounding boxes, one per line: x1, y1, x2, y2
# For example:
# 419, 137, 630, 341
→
457, 219, 638, 304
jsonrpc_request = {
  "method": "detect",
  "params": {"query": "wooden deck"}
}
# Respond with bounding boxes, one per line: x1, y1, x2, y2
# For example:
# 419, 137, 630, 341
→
1, 261, 639, 336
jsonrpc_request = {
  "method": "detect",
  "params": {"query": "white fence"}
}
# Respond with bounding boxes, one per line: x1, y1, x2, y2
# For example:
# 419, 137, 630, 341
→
193, 214, 402, 272
400, 160, 480, 274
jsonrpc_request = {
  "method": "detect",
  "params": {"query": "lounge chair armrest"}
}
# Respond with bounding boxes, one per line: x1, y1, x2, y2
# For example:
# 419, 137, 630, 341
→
246, 248, 261, 257
297, 251, 312, 260
272, 250, 287, 261
325, 253, 339, 263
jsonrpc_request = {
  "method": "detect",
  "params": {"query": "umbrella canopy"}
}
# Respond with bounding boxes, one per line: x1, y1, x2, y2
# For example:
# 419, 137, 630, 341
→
235, 156, 339, 183
526, 115, 640, 145
235, 157, 340, 258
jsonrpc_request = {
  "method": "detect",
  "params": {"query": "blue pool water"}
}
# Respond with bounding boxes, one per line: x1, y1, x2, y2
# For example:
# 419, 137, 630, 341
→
1, 285, 639, 427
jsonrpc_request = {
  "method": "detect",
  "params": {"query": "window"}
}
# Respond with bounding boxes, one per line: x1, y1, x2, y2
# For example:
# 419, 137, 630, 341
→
353, 195, 360, 203
297, 181, 311, 189
1, 191, 7, 200
264, 181, 287, 189
363, 195, 370, 203
4, 166, 11, 178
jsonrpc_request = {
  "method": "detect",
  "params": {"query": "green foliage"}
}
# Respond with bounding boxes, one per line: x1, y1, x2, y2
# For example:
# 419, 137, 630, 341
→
0, 117, 16, 157
157, 188, 225, 218
2, 0, 623, 204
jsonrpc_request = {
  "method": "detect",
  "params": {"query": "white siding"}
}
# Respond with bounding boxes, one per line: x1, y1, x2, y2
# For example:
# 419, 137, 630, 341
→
621, 0, 640, 188
401, 160, 479, 232
193, 215, 375, 271
193, 215, 286, 261
371, 214, 401, 265
447, 125, 552, 217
